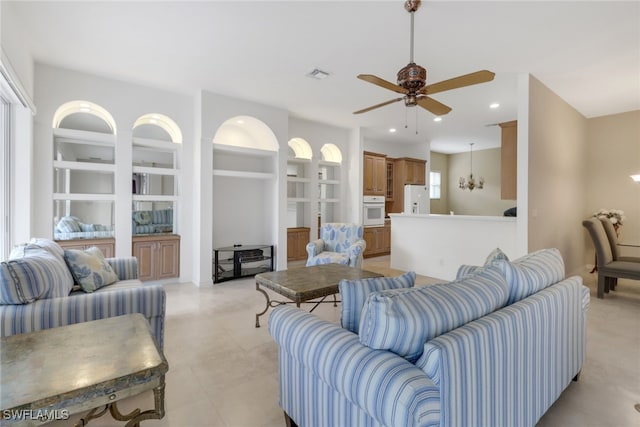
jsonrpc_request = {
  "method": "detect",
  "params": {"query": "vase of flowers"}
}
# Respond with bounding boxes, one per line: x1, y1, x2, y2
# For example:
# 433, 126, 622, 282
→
593, 209, 625, 235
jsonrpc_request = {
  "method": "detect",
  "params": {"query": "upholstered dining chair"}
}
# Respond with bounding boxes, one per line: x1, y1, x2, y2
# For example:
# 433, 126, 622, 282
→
582, 218, 640, 298
598, 218, 640, 291
306, 223, 366, 268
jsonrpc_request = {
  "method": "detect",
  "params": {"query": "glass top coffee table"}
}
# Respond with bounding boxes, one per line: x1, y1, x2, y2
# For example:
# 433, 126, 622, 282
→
254, 264, 383, 327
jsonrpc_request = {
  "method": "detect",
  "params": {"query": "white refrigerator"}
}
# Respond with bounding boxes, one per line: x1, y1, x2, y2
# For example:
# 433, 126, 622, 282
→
404, 184, 430, 214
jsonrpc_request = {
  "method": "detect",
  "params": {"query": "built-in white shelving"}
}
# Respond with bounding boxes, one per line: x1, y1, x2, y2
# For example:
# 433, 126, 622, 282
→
213, 144, 277, 180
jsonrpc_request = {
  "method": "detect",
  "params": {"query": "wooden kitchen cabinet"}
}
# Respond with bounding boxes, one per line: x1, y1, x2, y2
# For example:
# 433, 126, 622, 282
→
132, 234, 180, 281
389, 157, 427, 213
363, 221, 391, 258
500, 120, 517, 200
287, 227, 310, 261
385, 158, 395, 201
56, 238, 115, 258
363, 151, 387, 196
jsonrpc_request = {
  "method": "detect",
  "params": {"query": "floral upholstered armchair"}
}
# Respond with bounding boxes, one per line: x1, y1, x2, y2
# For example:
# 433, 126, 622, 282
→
306, 223, 366, 268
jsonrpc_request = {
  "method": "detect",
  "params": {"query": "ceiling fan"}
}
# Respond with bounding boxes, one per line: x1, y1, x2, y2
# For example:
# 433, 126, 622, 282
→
354, 0, 495, 116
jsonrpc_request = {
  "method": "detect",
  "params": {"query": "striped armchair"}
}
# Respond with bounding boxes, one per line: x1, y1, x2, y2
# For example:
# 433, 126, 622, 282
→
269, 248, 589, 427
0, 238, 165, 349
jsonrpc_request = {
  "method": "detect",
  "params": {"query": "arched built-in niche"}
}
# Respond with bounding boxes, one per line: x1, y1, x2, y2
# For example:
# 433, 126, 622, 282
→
53, 100, 117, 134
133, 113, 182, 143
286, 138, 312, 234
211, 115, 279, 268
318, 143, 343, 225
131, 114, 182, 236
213, 115, 278, 152
288, 137, 312, 160
52, 100, 116, 253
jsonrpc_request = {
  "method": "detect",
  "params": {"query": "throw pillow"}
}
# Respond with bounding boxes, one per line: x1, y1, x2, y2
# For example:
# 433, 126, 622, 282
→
358, 264, 509, 362
500, 248, 565, 304
55, 216, 82, 233
1, 247, 74, 304
9, 241, 74, 299
133, 211, 153, 225
64, 247, 119, 293
339, 271, 415, 334
484, 247, 510, 265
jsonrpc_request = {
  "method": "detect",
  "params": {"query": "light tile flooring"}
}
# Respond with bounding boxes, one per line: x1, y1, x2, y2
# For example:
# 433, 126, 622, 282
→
51, 257, 640, 427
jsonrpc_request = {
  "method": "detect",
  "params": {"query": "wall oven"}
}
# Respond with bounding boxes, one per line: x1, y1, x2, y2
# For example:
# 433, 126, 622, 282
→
363, 196, 385, 226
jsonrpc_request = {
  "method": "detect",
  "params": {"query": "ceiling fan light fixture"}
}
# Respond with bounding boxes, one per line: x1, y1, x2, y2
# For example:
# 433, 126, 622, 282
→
306, 68, 330, 80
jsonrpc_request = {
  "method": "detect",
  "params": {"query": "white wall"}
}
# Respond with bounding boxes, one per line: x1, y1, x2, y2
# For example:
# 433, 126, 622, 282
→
33, 63, 194, 282
391, 214, 517, 280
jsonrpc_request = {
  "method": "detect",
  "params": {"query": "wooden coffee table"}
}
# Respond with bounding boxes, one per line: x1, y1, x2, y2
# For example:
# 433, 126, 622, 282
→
254, 264, 383, 327
0, 314, 168, 426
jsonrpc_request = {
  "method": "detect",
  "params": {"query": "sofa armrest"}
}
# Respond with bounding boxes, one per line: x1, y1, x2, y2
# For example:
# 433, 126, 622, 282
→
416, 276, 587, 427
305, 239, 324, 258
268, 305, 439, 427
106, 257, 138, 280
0, 284, 165, 349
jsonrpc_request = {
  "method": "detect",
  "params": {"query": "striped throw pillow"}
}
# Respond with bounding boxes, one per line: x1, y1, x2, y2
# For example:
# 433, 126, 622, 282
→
358, 264, 509, 362
1, 247, 74, 304
339, 271, 415, 334
499, 248, 565, 304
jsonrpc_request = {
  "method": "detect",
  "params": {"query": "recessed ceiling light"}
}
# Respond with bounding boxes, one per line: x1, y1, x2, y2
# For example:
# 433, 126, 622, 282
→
79, 107, 91, 113
389, 128, 396, 133
236, 119, 244, 124
306, 68, 331, 80
433, 117, 442, 122
490, 103, 500, 109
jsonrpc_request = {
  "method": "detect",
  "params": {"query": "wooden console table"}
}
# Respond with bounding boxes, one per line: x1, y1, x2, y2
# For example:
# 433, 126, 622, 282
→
0, 314, 168, 426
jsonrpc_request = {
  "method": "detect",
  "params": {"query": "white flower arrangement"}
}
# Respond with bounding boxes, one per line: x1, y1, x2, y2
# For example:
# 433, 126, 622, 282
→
593, 209, 625, 227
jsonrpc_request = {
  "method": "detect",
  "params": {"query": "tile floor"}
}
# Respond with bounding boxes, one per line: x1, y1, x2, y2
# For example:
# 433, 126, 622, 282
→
51, 257, 640, 427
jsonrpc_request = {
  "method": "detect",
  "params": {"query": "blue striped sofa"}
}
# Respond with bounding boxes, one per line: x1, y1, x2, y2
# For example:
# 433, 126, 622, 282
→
0, 238, 165, 349
269, 248, 589, 427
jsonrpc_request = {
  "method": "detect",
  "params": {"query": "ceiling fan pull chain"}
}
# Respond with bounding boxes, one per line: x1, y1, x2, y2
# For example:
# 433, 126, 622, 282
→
415, 106, 418, 135
405, 107, 408, 129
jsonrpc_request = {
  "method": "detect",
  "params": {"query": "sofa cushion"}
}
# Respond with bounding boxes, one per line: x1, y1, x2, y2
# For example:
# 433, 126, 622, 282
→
358, 264, 509, 362
484, 247, 510, 264
1, 246, 75, 304
64, 247, 119, 293
339, 271, 415, 334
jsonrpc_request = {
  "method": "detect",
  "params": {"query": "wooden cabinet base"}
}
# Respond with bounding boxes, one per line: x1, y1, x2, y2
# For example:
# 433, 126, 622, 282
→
363, 225, 391, 258
287, 227, 310, 261
56, 238, 115, 258
132, 234, 180, 281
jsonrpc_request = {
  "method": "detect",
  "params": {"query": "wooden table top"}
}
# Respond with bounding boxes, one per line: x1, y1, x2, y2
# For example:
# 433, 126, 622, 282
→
1, 314, 168, 416
256, 264, 383, 303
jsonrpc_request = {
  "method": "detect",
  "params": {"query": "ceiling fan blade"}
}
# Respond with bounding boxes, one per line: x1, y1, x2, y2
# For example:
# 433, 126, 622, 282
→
416, 96, 452, 116
420, 70, 495, 95
357, 74, 408, 94
353, 98, 404, 115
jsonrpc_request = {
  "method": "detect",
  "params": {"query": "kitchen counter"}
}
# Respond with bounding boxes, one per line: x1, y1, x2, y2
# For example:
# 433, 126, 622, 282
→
389, 213, 521, 280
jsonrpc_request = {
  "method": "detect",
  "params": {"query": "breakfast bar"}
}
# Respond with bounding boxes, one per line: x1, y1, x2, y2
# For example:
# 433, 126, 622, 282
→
390, 213, 522, 280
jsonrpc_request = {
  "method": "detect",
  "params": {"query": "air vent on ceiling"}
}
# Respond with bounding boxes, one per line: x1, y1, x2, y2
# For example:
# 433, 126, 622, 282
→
306, 68, 330, 80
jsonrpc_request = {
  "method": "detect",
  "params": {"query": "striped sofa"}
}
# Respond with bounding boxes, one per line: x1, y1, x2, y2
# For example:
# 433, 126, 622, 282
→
0, 238, 165, 349
269, 248, 589, 427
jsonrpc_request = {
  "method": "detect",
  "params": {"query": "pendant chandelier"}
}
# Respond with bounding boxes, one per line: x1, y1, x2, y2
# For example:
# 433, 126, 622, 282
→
459, 143, 484, 191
